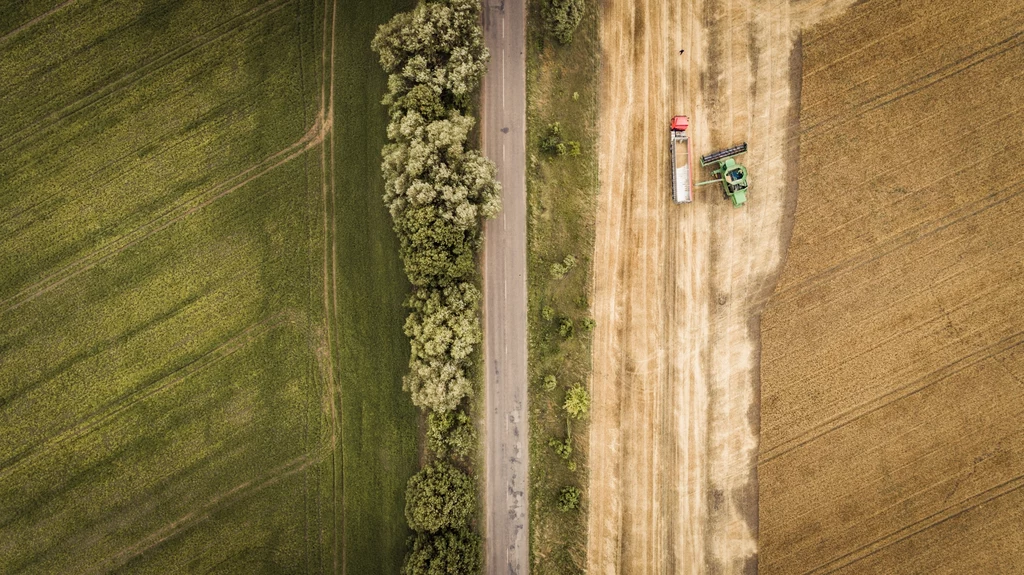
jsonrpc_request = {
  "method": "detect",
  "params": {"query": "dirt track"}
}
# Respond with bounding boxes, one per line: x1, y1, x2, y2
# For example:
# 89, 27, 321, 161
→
588, 0, 853, 573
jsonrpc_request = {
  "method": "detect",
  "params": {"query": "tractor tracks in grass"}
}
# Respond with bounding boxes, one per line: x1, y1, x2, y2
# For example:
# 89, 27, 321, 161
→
0, 311, 296, 484
88, 452, 318, 575
0, 0, 294, 155
0, 0, 79, 47
0, 119, 326, 316
316, 0, 341, 573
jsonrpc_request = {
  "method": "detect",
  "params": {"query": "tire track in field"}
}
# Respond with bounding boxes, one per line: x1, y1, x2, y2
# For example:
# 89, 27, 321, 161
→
768, 177, 1024, 309
315, 1, 340, 573
88, 452, 319, 575
0, 311, 295, 482
760, 328, 1024, 463
0, 118, 326, 316
803, 472, 1024, 575
0, 0, 78, 46
799, 27, 1024, 139
0, 0, 292, 154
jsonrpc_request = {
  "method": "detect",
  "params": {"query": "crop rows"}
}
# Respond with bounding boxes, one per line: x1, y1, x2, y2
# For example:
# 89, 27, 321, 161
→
760, 0, 1024, 571
0, 1, 342, 573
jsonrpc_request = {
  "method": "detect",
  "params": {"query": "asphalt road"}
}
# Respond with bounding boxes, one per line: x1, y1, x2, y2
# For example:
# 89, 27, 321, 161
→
480, 1, 528, 574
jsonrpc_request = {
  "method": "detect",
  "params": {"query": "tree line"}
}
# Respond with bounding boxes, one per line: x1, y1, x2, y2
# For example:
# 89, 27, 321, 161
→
372, 0, 498, 573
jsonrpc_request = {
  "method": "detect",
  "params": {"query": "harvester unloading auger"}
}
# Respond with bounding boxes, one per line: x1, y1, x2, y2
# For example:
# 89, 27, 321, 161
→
696, 142, 749, 207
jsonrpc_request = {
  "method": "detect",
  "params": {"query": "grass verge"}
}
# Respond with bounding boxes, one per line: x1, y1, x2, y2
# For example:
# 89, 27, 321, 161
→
525, 1, 600, 573
332, 0, 420, 573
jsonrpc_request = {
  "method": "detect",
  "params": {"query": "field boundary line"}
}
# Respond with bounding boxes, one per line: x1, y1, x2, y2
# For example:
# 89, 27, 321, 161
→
0, 312, 296, 482
759, 328, 1024, 464
88, 452, 318, 575
0, 0, 78, 46
768, 176, 1024, 307
0, 0, 291, 153
0, 119, 325, 316
803, 472, 1024, 575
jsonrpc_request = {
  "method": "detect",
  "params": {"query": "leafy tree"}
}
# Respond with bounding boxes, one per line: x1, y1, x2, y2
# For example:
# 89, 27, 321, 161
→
382, 111, 501, 231
395, 204, 477, 287
373, 0, 489, 109
557, 486, 582, 511
564, 384, 590, 419
543, 0, 585, 45
403, 528, 482, 575
405, 461, 476, 533
404, 283, 482, 412
395, 84, 447, 121
427, 409, 477, 459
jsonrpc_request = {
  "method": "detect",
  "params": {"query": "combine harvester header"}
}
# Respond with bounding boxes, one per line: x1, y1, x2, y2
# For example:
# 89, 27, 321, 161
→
669, 115, 693, 204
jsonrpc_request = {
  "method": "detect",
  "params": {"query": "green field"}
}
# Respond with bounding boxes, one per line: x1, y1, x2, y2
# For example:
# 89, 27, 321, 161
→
0, 0, 416, 573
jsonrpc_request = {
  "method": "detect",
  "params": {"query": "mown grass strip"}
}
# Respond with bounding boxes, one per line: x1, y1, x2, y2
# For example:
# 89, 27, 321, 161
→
332, 0, 420, 573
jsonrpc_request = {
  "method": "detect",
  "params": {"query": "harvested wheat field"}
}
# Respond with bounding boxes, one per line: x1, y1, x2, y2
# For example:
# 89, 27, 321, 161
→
759, 0, 1024, 573
589, 0, 852, 573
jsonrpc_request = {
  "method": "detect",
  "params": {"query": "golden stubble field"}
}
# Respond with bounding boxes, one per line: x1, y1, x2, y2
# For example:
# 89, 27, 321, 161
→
588, 0, 854, 573
760, 0, 1024, 572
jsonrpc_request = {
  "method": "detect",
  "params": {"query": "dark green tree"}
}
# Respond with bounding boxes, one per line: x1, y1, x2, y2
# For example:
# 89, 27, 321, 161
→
427, 409, 477, 459
403, 528, 482, 575
405, 460, 476, 533
543, 0, 585, 45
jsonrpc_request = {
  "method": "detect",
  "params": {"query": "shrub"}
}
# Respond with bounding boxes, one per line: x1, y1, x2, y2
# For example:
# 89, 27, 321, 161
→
549, 436, 572, 460
540, 122, 564, 154
542, 305, 555, 321
405, 461, 476, 533
542, 374, 558, 391
564, 384, 590, 419
543, 0, 585, 45
550, 254, 577, 279
581, 317, 595, 332
558, 318, 574, 339
557, 486, 582, 511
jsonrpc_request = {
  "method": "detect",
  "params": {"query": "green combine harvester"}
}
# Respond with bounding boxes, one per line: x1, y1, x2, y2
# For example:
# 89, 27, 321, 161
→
697, 142, 749, 207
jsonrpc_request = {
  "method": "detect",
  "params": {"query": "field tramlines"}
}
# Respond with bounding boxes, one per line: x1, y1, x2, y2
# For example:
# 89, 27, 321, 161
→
0, 0, 417, 572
